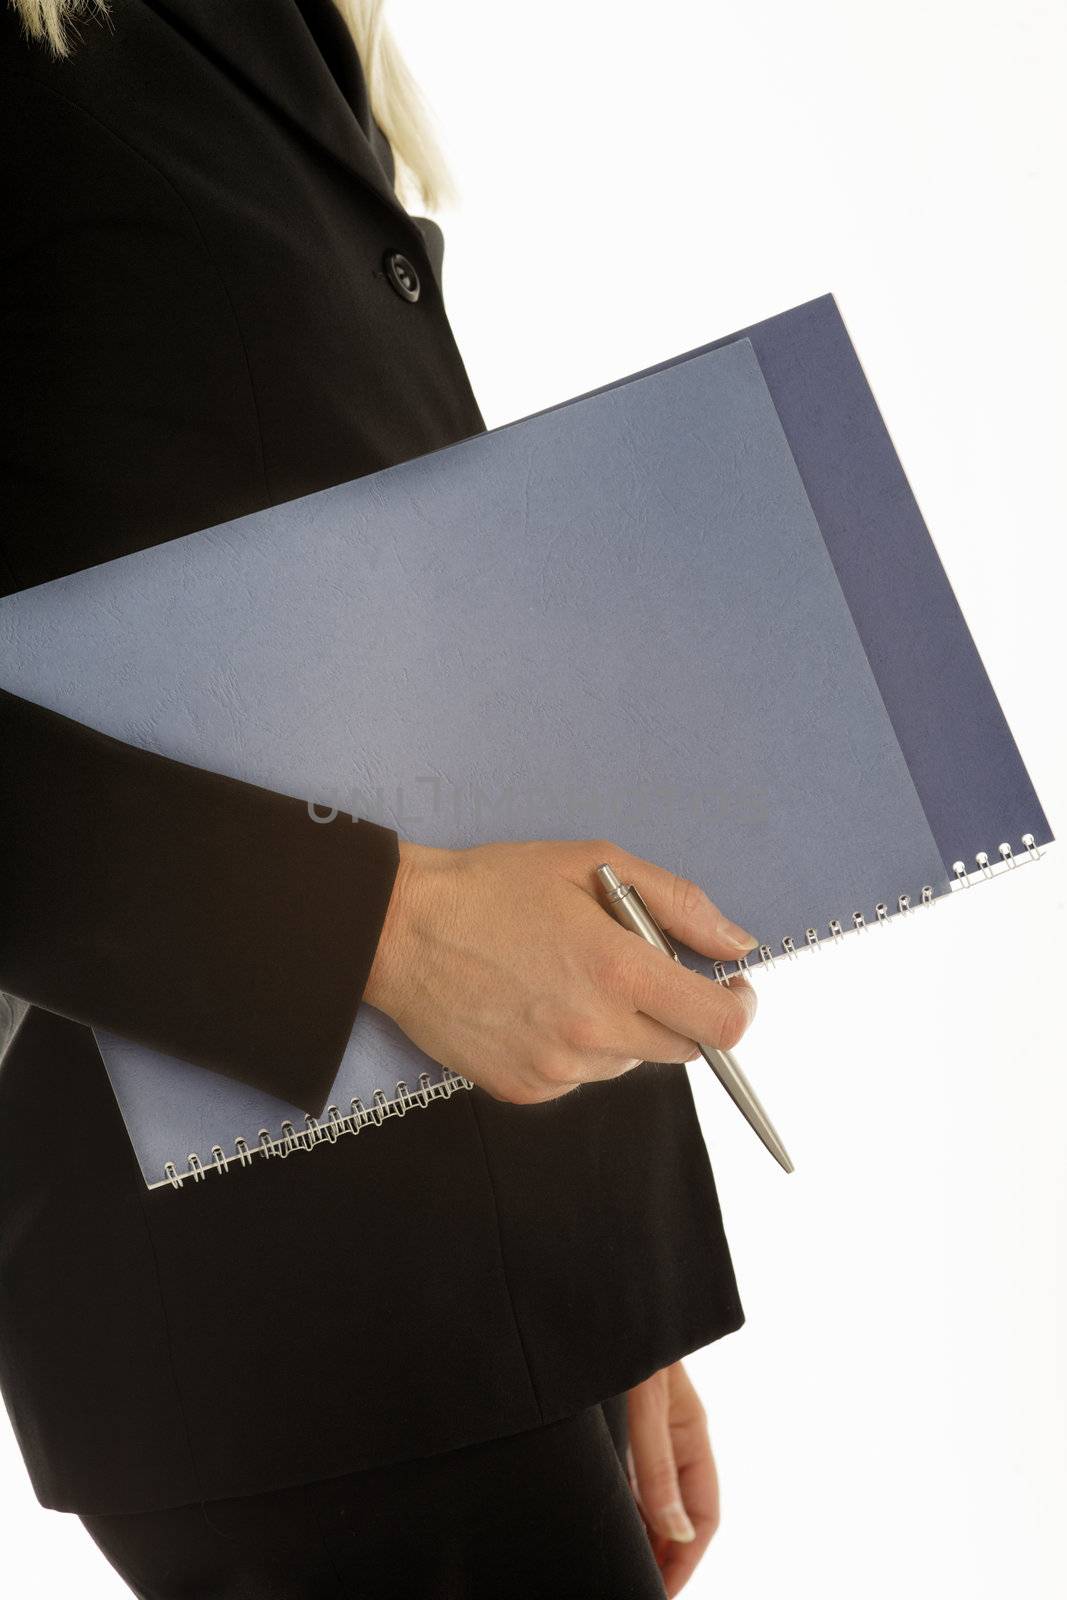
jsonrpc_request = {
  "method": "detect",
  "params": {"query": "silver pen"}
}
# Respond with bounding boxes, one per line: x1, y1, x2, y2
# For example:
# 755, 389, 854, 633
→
595, 864, 794, 1173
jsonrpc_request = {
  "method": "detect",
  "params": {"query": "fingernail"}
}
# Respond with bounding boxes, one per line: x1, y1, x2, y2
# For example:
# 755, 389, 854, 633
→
661, 1501, 696, 1542
717, 916, 758, 952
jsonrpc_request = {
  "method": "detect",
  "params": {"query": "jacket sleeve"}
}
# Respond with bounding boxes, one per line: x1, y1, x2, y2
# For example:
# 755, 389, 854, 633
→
0, 685, 400, 1118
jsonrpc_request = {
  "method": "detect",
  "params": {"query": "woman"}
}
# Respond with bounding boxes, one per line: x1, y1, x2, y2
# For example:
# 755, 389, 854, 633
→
0, 2, 758, 1594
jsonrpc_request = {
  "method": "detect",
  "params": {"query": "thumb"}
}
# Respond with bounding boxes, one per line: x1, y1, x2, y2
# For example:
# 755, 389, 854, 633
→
627, 1379, 696, 1546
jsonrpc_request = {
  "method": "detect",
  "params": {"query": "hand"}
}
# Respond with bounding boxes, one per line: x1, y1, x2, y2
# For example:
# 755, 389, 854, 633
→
363, 836, 758, 1104
626, 1360, 719, 1597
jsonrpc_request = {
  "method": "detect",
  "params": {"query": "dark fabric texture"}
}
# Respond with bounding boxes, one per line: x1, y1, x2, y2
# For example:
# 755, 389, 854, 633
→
78, 1394, 668, 1599
0, 688, 400, 1117
0, 0, 745, 1517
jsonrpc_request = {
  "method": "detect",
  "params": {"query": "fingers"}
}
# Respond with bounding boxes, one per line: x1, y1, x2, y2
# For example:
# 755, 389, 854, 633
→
608, 936, 757, 1052
532, 1034, 692, 1095
599, 845, 759, 964
627, 1371, 696, 1549
555, 1008, 703, 1078
656, 1367, 721, 1597
621, 1012, 704, 1067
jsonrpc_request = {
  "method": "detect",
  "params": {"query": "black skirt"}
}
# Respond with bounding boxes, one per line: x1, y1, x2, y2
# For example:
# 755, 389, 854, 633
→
77, 1392, 670, 1599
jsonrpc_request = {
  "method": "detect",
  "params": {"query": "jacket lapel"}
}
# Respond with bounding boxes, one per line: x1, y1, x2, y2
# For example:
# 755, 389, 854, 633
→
143, 0, 416, 230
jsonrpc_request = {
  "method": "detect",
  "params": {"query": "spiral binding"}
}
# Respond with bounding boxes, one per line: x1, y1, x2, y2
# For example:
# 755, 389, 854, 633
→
159, 1068, 475, 1190
157, 831, 1045, 1191
702, 832, 1044, 988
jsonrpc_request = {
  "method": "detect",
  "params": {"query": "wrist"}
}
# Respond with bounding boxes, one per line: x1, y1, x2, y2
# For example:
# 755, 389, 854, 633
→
363, 838, 442, 1016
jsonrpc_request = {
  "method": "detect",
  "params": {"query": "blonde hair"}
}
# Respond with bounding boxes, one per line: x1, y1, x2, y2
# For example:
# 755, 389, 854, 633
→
10, 0, 456, 210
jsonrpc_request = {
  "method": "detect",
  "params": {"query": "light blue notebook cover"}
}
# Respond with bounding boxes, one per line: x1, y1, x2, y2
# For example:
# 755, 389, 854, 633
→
0, 335, 947, 1187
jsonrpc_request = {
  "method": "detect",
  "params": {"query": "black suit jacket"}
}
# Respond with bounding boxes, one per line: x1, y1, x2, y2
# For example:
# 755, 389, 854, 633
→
0, 0, 744, 1515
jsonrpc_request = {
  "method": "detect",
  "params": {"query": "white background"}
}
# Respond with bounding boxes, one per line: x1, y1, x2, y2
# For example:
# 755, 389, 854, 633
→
4, 1, 1064, 1594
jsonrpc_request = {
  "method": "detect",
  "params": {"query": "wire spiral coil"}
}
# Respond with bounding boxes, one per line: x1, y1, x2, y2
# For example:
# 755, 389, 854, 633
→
158, 833, 1044, 1190
161, 1068, 475, 1190
705, 833, 1043, 984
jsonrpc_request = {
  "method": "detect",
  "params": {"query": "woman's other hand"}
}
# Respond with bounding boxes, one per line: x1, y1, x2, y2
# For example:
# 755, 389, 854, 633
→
626, 1359, 720, 1597
363, 837, 758, 1104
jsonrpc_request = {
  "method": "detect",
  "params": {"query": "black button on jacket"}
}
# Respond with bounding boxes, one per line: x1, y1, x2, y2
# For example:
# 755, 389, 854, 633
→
384, 247, 421, 301
0, 0, 744, 1516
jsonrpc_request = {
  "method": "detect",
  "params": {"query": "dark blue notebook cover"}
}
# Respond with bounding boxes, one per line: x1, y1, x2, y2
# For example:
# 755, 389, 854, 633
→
547, 293, 1053, 869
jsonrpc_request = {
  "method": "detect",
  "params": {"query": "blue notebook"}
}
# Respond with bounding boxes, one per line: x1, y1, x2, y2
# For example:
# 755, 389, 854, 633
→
0, 295, 1052, 1189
